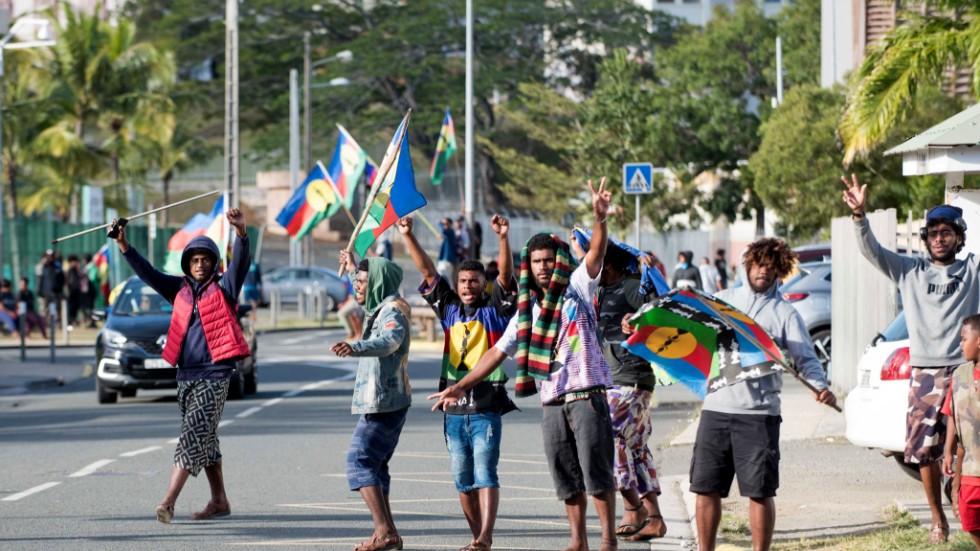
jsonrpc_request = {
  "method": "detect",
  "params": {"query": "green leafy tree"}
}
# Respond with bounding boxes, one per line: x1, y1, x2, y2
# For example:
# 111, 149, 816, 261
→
840, 0, 979, 163
775, 0, 820, 88
751, 84, 961, 241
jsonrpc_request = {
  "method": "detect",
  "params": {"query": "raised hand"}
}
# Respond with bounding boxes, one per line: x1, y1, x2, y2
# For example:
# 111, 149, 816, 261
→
841, 173, 867, 214
339, 249, 357, 274
109, 219, 130, 253
397, 216, 414, 235
427, 385, 464, 412
227, 208, 246, 237
490, 214, 509, 238
589, 177, 611, 222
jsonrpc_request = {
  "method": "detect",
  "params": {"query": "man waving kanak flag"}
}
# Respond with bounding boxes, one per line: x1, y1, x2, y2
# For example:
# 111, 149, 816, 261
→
328, 125, 369, 210
429, 107, 457, 185
353, 113, 427, 256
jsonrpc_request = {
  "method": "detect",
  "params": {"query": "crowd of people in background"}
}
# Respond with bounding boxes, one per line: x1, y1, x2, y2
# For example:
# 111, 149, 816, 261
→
670, 248, 735, 293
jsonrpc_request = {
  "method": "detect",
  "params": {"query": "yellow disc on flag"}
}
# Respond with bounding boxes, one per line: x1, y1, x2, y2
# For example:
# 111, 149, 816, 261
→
645, 327, 697, 359
306, 179, 336, 212
715, 303, 754, 325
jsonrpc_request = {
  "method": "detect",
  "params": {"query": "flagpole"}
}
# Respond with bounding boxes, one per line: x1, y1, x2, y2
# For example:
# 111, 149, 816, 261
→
338, 110, 412, 276
50, 190, 222, 244
694, 292, 841, 412
340, 122, 442, 243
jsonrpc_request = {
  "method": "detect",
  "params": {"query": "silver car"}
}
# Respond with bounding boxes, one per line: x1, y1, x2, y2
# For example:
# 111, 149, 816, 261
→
781, 261, 832, 380
261, 266, 349, 313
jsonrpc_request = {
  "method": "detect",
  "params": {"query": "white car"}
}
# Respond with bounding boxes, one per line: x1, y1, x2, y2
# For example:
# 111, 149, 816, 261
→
844, 311, 919, 479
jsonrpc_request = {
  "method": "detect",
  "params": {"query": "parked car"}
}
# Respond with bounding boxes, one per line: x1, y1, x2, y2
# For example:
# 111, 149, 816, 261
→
792, 244, 831, 263
844, 311, 919, 479
95, 277, 258, 404
261, 265, 348, 313
781, 261, 832, 380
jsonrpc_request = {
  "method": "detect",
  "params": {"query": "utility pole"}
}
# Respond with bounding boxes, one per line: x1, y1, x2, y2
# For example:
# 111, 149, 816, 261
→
464, 0, 475, 242
225, 0, 240, 212
289, 68, 300, 266
303, 32, 312, 265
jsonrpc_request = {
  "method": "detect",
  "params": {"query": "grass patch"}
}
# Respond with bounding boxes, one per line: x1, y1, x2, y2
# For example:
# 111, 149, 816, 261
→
759, 506, 976, 550
720, 512, 751, 537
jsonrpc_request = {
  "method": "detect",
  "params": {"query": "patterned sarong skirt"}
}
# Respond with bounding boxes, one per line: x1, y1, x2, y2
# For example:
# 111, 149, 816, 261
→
175, 378, 230, 476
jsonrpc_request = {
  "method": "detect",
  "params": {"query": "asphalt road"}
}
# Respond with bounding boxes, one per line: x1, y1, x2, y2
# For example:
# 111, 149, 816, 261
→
0, 329, 699, 551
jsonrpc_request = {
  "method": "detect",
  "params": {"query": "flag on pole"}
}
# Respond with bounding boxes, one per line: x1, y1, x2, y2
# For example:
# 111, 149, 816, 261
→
163, 196, 227, 275
329, 125, 369, 210
429, 107, 457, 185
354, 115, 427, 256
275, 162, 343, 240
622, 288, 785, 398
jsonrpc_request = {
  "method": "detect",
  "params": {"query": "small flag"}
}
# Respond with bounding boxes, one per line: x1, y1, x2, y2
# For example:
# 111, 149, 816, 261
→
163, 196, 226, 275
623, 288, 785, 398
429, 107, 457, 185
92, 244, 111, 302
354, 114, 427, 256
328, 125, 368, 210
275, 162, 343, 240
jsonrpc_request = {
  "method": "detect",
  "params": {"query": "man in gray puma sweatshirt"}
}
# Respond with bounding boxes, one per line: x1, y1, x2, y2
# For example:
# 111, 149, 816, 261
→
844, 174, 980, 544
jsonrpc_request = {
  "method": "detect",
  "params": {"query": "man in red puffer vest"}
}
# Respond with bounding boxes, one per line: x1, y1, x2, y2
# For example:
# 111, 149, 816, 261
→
111, 208, 251, 525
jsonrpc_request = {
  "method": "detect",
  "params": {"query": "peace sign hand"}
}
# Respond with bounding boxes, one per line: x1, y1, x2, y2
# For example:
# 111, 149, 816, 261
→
589, 177, 611, 222
841, 173, 867, 215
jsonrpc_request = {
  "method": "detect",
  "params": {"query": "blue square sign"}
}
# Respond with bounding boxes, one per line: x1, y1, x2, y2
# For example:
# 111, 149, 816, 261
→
623, 163, 653, 195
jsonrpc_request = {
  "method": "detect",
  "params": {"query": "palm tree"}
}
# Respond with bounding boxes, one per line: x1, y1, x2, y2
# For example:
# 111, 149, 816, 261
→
44, 3, 175, 216
840, 1, 979, 164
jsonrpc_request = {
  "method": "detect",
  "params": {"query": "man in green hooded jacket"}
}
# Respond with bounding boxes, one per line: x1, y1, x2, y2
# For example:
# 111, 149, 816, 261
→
332, 250, 412, 551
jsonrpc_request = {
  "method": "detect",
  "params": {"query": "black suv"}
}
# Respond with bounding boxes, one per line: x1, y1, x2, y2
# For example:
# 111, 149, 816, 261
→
95, 277, 258, 404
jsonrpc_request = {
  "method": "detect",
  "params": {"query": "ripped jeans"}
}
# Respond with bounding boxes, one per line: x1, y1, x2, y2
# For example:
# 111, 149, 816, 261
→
444, 412, 502, 493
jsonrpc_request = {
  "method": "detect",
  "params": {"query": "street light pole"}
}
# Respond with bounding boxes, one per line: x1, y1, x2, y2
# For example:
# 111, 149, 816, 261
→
303, 32, 312, 265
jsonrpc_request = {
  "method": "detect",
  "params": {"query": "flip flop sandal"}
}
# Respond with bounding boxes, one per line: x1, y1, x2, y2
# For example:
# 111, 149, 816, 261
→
615, 505, 650, 538
155, 504, 174, 524
190, 501, 231, 520
354, 534, 403, 551
625, 514, 667, 542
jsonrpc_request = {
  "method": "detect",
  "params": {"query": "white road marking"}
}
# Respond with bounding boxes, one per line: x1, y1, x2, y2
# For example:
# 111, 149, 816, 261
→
167, 437, 179, 444
279, 335, 323, 346
262, 397, 284, 407
69, 459, 116, 478
218, 420, 234, 428
2, 482, 61, 501
235, 406, 263, 418
119, 446, 161, 457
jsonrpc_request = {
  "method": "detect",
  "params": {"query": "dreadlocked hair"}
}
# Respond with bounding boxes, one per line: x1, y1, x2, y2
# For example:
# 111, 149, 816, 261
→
742, 238, 797, 280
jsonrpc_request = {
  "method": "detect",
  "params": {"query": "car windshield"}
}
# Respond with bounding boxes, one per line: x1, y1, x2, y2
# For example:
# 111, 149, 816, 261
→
880, 311, 908, 341
112, 280, 172, 316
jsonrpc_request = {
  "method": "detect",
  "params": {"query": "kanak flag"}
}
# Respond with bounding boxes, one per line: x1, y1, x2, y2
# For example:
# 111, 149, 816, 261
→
429, 107, 457, 185
353, 113, 426, 257
163, 196, 227, 275
275, 162, 343, 240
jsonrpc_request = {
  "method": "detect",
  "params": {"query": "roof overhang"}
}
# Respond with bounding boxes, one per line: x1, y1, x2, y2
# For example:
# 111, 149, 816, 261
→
884, 102, 980, 176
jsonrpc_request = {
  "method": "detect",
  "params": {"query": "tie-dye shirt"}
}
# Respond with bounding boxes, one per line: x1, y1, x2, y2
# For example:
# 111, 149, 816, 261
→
496, 263, 611, 403
421, 274, 518, 414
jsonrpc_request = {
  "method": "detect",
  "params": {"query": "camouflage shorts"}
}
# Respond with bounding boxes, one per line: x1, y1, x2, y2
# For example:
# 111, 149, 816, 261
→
905, 366, 956, 464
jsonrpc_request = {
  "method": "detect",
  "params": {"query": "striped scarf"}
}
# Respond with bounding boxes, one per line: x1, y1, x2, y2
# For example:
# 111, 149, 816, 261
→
514, 235, 577, 397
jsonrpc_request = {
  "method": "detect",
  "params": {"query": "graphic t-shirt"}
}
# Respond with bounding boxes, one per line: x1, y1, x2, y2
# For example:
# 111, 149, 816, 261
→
420, 274, 518, 414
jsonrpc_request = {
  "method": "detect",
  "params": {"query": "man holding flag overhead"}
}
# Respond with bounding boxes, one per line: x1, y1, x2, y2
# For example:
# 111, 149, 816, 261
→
689, 238, 836, 551
431, 178, 621, 551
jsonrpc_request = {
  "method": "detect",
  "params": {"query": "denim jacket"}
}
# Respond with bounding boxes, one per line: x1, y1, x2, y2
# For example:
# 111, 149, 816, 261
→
349, 294, 412, 414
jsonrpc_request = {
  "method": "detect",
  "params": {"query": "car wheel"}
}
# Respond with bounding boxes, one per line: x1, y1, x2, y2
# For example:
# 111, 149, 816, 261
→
893, 455, 922, 481
97, 381, 118, 404
228, 369, 245, 400
323, 294, 336, 314
810, 327, 832, 382
244, 365, 257, 395
121, 389, 137, 398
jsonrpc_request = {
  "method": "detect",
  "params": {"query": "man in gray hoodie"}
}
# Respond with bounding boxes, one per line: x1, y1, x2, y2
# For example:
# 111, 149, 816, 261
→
844, 174, 979, 544
690, 237, 836, 551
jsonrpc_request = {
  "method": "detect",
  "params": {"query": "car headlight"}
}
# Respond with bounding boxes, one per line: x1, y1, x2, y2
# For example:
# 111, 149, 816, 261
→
103, 328, 128, 346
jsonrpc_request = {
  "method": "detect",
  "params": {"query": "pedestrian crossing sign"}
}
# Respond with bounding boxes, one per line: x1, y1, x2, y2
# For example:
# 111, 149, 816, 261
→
623, 163, 653, 195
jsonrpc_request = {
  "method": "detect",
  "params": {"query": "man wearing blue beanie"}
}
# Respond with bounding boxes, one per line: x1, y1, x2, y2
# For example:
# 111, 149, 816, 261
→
844, 174, 979, 544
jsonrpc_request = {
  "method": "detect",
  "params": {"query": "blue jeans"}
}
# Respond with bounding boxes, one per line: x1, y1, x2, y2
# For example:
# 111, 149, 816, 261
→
444, 412, 502, 493
346, 408, 409, 493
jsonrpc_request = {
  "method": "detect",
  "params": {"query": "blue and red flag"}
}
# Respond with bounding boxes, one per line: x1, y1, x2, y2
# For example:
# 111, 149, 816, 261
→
353, 114, 427, 256
163, 196, 226, 275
